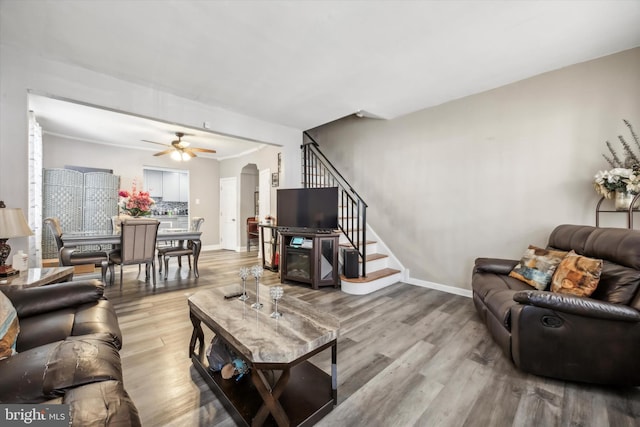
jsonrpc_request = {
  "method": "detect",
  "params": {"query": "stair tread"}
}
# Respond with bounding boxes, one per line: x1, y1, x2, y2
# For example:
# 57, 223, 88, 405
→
341, 268, 400, 283
339, 240, 376, 247
364, 253, 387, 262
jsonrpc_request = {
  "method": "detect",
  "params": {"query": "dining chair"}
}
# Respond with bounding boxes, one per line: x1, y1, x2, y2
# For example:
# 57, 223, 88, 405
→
44, 217, 109, 284
158, 217, 204, 278
108, 219, 160, 288
247, 217, 259, 251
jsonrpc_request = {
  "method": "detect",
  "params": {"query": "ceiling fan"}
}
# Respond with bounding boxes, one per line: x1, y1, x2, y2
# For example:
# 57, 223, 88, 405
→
142, 132, 216, 161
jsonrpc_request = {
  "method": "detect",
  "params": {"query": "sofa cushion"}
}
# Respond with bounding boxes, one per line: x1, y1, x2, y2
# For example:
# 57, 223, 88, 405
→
473, 271, 530, 300
483, 289, 521, 330
550, 251, 602, 298
509, 245, 568, 291
43, 334, 123, 397
590, 261, 640, 305
546, 224, 594, 253
0, 291, 19, 360
16, 300, 123, 353
64, 380, 141, 427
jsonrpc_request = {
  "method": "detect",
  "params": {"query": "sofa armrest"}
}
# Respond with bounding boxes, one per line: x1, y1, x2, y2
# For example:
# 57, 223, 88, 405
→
1, 280, 105, 318
473, 257, 518, 275
513, 290, 640, 322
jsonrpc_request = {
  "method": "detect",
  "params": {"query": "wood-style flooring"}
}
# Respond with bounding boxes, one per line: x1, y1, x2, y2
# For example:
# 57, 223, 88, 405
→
102, 250, 640, 427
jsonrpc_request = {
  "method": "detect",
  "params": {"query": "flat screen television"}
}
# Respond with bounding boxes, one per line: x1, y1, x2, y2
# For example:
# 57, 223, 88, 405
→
276, 187, 338, 232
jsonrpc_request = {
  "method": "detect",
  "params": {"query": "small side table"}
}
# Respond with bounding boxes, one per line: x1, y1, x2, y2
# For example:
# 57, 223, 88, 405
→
0, 267, 74, 289
258, 224, 279, 272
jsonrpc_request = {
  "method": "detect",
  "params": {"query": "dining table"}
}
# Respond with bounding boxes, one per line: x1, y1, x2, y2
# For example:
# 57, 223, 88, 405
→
60, 228, 203, 278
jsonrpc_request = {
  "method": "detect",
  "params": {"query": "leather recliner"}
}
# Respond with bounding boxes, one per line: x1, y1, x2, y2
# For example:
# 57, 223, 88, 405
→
0, 280, 141, 426
472, 224, 640, 386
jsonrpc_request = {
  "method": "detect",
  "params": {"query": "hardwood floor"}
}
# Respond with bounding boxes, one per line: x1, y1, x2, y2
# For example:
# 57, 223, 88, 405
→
103, 250, 640, 427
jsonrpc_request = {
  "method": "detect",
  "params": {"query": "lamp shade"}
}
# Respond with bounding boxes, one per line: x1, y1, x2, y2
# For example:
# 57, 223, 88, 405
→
0, 208, 34, 239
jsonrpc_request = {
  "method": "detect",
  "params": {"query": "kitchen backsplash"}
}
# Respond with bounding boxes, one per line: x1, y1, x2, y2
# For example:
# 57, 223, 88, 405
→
152, 199, 188, 216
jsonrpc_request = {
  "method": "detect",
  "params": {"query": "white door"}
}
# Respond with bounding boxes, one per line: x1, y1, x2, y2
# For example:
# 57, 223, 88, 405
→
220, 177, 238, 251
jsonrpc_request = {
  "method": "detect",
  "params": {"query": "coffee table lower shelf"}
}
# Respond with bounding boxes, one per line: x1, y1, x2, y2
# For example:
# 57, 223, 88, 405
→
192, 355, 334, 427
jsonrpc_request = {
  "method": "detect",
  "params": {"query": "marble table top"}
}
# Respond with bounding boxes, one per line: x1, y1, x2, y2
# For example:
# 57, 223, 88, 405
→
189, 284, 340, 364
0, 267, 74, 288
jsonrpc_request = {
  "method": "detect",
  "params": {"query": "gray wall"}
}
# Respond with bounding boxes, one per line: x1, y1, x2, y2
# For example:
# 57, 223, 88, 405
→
309, 48, 640, 291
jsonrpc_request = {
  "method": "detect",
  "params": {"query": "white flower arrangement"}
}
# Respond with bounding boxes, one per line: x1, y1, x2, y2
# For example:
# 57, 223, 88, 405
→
594, 167, 640, 199
594, 120, 640, 199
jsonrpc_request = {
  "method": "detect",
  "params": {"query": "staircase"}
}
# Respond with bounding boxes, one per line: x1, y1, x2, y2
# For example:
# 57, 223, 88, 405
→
302, 132, 402, 295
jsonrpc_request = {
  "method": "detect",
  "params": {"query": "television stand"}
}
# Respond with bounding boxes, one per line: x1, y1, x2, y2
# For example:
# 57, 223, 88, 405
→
279, 230, 340, 289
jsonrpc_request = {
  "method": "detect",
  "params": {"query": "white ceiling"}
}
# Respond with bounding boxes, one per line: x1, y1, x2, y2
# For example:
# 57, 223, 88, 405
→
2, 1, 640, 155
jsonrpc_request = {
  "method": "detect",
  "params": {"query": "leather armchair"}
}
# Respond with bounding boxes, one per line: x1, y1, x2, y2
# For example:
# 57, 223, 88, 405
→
0, 280, 140, 425
472, 224, 640, 386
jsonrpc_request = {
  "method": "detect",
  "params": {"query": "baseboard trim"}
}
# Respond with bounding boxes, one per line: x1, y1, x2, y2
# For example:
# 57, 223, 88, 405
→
406, 277, 472, 298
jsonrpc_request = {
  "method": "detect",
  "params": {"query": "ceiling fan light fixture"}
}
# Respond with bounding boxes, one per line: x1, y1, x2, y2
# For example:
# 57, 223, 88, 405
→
181, 152, 191, 161
171, 150, 182, 161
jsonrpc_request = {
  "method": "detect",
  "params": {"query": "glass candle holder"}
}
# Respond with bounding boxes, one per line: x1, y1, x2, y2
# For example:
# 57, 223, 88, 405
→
270, 286, 284, 318
251, 265, 264, 309
238, 267, 249, 301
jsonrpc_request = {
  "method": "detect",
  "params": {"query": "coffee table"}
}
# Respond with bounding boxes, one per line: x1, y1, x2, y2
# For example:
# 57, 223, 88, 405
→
188, 284, 340, 427
0, 266, 74, 288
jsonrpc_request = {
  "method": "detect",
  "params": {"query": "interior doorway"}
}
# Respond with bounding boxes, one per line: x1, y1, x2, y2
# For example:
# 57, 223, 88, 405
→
220, 177, 238, 251
241, 164, 259, 253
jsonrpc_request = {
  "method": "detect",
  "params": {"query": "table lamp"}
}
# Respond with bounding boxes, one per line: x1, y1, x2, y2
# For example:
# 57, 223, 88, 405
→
0, 201, 34, 277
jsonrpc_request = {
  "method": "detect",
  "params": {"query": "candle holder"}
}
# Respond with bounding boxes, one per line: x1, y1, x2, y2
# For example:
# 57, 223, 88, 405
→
270, 286, 284, 318
250, 265, 263, 310
238, 267, 249, 301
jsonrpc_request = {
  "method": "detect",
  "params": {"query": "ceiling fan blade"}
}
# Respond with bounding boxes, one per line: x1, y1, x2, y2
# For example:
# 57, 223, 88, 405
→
184, 149, 197, 158
153, 148, 174, 157
142, 139, 170, 147
189, 147, 217, 153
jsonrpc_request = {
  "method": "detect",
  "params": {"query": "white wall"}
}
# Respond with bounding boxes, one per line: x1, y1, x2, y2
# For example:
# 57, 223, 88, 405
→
43, 134, 220, 246
0, 44, 302, 255
309, 48, 640, 291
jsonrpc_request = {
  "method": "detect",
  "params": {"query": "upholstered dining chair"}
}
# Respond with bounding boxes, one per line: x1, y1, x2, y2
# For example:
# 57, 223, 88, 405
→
44, 217, 109, 283
108, 219, 160, 288
158, 217, 204, 278
247, 217, 259, 251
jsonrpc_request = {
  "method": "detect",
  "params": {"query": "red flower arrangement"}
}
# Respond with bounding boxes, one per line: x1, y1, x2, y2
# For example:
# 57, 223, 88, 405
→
118, 180, 155, 217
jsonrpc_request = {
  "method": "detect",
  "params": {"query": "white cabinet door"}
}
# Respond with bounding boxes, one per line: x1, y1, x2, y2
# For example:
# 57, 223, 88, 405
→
179, 173, 189, 202
162, 171, 180, 201
144, 170, 163, 198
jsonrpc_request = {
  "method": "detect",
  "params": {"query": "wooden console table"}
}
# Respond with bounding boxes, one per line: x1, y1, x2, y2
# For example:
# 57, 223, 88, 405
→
188, 285, 339, 426
258, 224, 279, 272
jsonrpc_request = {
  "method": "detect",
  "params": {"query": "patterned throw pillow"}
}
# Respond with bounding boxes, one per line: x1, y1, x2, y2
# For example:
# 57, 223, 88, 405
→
0, 291, 19, 359
551, 251, 603, 297
509, 245, 568, 291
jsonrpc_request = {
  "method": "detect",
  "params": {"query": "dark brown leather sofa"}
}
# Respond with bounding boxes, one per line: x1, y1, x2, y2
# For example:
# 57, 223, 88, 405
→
472, 224, 640, 386
0, 279, 141, 426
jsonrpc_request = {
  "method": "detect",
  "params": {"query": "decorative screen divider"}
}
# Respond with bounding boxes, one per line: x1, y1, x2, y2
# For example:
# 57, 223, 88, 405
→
42, 168, 119, 260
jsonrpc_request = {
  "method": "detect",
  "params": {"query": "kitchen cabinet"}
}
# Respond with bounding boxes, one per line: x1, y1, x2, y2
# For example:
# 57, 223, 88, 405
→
162, 171, 181, 201
146, 170, 188, 202
179, 173, 189, 202
144, 169, 163, 198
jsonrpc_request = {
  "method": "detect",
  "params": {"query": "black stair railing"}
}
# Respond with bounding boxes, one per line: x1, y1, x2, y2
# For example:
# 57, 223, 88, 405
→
302, 131, 368, 277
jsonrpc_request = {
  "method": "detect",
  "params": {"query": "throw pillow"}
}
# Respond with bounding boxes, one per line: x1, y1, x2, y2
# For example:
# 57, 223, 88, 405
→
551, 251, 603, 297
509, 245, 568, 291
0, 291, 19, 359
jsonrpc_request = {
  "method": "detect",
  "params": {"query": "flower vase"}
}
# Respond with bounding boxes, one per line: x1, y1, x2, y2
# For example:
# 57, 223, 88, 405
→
614, 191, 640, 211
